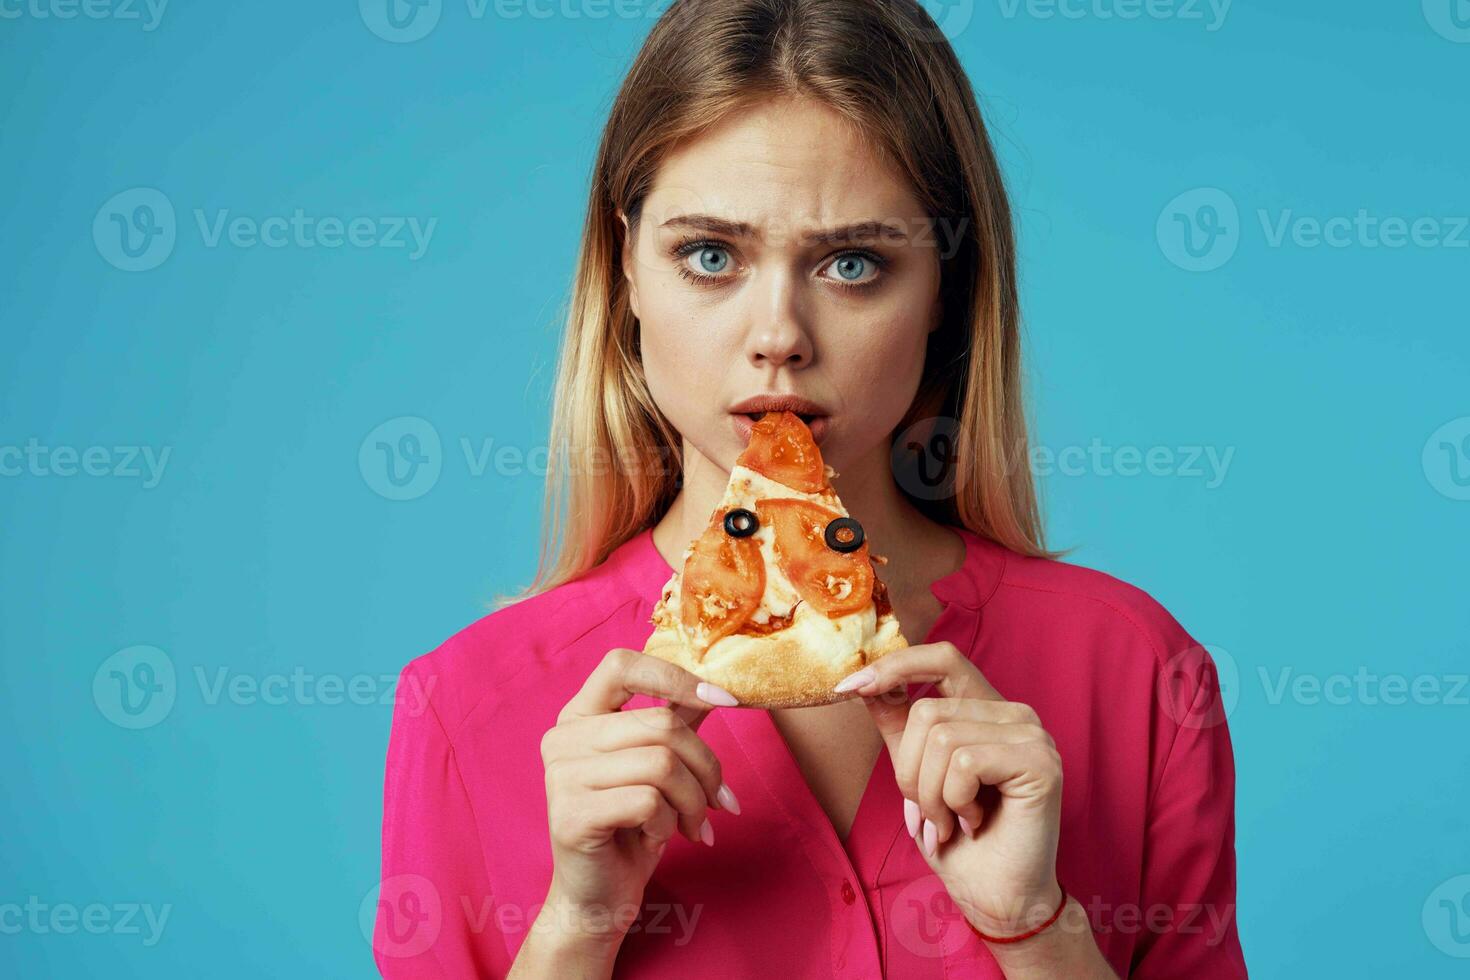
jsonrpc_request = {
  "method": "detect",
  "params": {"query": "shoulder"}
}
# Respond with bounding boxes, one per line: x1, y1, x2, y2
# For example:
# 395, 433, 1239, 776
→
395, 561, 643, 735
985, 540, 1201, 673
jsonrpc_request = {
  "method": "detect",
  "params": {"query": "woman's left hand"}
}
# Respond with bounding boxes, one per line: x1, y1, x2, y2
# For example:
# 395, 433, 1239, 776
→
835, 641, 1065, 937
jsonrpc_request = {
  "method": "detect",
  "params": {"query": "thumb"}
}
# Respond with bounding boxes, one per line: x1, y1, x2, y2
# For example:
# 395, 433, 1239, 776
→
860, 682, 913, 760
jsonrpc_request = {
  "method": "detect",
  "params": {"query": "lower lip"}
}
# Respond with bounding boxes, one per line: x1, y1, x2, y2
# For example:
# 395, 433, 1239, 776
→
731, 413, 829, 445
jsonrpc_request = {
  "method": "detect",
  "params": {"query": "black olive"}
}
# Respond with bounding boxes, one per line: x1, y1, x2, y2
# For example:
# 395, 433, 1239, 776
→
825, 517, 864, 553
723, 508, 759, 537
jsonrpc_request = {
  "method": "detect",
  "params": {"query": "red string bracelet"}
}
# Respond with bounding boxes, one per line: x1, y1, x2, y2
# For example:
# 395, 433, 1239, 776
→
968, 879, 1067, 945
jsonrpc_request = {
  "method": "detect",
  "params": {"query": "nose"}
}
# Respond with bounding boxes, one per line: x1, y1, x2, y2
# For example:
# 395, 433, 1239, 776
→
745, 272, 814, 369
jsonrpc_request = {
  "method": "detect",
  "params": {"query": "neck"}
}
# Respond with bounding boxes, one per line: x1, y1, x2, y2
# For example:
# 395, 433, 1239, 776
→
651, 437, 963, 599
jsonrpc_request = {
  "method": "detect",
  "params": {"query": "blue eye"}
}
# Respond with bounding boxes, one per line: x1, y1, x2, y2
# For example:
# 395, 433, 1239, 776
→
695, 247, 729, 274
832, 255, 868, 281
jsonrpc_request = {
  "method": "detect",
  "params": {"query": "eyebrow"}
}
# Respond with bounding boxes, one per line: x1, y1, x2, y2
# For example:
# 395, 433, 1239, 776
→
660, 213, 912, 245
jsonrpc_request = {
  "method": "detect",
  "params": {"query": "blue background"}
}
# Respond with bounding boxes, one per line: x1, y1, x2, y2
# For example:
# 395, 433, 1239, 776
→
2, 1, 1467, 975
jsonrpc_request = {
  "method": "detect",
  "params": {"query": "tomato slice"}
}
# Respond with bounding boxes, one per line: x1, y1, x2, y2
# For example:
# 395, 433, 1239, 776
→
737, 411, 827, 493
679, 512, 765, 653
755, 498, 874, 617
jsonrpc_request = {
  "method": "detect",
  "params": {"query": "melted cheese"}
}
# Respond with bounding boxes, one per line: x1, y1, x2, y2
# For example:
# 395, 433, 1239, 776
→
654, 464, 900, 665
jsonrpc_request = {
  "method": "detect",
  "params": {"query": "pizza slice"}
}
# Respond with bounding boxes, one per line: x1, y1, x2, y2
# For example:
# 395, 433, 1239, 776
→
642, 410, 908, 708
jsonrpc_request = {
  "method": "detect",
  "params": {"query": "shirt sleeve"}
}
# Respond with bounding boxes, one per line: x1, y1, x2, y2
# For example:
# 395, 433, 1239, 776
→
374, 660, 515, 978
1130, 647, 1249, 978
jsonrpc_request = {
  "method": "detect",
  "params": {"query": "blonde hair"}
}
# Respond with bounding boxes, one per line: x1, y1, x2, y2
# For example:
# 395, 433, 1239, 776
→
500, 0, 1052, 608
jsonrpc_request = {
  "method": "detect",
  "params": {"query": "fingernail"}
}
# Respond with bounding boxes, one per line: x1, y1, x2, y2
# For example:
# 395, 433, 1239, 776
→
699, 819, 714, 847
655, 840, 669, 858
833, 667, 876, 693
904, 798, 921, 838
922, 819, 937, 858
697, 682, 739, 707
957, 814, 974, 837
717, 782, 741, 815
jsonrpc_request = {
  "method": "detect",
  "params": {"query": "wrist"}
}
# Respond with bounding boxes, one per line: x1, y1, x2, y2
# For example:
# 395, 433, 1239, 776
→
965, 877, 1065, 939
975, 894, 1115, 978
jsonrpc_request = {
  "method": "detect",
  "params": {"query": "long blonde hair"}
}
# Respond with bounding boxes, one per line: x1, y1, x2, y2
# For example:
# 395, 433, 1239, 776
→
501, 0, 1051, 607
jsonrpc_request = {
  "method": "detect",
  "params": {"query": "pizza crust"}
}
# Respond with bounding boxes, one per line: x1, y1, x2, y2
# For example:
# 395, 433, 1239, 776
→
642, 613, 909, 708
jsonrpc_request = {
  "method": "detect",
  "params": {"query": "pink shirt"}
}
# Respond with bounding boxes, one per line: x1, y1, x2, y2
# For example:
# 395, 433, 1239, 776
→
375, 525, 1247, 977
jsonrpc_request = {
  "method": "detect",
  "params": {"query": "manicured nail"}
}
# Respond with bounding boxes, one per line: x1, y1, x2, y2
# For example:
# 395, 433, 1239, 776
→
697, 682, 739, 707
904, 798, 921, 838
922, 819, 937, 858
717, 782, 741, 815
833, 667, 876, 693
699, 819, 714, 847
957, 814, 974, 837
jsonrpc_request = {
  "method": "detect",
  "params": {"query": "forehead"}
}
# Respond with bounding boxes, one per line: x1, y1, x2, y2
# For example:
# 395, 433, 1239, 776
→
645, 98, 926, 236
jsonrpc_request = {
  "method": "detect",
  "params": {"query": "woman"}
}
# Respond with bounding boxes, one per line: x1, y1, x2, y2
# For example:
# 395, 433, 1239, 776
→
374, 0, 1247, 976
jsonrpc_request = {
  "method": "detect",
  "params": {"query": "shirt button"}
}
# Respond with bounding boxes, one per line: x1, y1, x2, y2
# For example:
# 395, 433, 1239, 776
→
840, 879, 856, 905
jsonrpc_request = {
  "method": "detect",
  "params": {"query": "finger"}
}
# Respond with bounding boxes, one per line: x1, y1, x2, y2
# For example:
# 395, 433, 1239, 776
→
910, 719, 1042, 843
943, 762, 986, 839
893, 702, 1038, 796
638, 798, 679, 853
554, 783, 673, 850
583, 706, 729, 811
561, 648, 734, 723
580, 747, 712, 843
950, 741, 1063, 805
836, 641, 1004, 703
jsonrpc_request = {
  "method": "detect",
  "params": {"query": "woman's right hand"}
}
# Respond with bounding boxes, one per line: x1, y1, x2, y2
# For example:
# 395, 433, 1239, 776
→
537, 647, 740, 946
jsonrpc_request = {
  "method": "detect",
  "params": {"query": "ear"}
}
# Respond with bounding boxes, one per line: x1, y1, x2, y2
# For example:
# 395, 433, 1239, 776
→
617, 208, 641, 321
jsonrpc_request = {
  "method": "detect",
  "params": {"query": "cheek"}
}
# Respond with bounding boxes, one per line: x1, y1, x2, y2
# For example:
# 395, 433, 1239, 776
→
831, 321, 929, 420
637, 291, 737, 424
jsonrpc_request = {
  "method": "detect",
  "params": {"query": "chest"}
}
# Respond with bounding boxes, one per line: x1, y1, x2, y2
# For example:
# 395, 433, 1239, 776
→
766, 582, 948, 840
